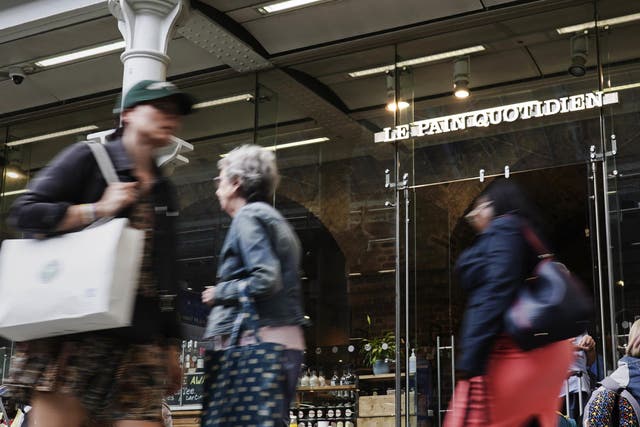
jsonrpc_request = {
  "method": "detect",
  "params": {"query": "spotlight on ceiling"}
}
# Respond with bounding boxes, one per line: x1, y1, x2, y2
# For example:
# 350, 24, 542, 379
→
453, 56, 470, 99
384, 71, 411, 112
386, 101, 410, 112
568, 33, 588, 77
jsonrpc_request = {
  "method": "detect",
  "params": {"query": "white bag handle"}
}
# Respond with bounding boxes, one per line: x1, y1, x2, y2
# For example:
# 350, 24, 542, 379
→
85, 141, 119, 184
84, 141, 120, 227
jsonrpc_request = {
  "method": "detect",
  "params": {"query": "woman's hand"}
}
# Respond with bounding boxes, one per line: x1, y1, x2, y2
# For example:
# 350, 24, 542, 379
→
95, 182, 139, 217
202, 286, 216, 306
576, 334, 595, 351
166, 345, 182, 396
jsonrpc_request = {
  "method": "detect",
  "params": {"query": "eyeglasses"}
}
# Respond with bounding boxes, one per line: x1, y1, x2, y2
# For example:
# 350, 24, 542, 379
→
464, 200, 493, 223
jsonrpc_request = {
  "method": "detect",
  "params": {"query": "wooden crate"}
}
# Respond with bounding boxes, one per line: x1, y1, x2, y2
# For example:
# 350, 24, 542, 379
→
172, 409, 201, 427
358, 393, 416, 417
356, 416, 417, 427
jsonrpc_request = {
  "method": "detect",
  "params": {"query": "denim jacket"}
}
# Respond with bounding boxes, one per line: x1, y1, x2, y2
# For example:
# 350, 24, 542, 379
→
204, 201, 306, 338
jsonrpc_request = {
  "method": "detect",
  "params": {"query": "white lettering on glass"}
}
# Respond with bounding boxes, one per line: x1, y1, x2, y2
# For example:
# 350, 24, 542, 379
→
374, 91, 618, 143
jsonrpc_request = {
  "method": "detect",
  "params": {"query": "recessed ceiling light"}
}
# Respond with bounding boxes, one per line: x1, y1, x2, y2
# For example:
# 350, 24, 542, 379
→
258, 0, 327, 14
35, 40, 126, 68
603, 82, 640, 93
220, 137, 329, 157
6, 170, 21, 179
378, 269, 396, 274
0, 189, 28, 197
192, 94, 254, 109
348, 45, 485, 78
264, 137, 329, 151
556, 12, 640, 34
7, 125, 99, 147
386, 101, 410, 112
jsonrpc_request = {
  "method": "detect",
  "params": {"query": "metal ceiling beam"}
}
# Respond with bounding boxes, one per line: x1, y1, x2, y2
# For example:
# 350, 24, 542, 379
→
178, 1, 271, 73
179, 0, 373, 144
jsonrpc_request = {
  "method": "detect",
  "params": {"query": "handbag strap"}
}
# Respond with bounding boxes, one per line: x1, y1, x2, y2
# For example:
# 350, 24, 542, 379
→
228, 282, 262, 347
85, 141, 119, 184
521, 222, 553, 260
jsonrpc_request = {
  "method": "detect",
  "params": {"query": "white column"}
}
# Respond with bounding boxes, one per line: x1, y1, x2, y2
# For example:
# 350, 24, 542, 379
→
107, 0, 192, 172
108, 0, 185, 94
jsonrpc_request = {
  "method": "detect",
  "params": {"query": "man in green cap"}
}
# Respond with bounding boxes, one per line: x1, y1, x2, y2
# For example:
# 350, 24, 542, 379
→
7, 79, 194, 427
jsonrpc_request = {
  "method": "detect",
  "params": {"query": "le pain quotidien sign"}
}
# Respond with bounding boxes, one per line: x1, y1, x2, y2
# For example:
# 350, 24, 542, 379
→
374, 91, 620, 143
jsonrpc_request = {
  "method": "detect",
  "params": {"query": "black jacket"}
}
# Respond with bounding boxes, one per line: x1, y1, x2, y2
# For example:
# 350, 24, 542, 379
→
8, 138, 182, 345
455, 215, 536, 376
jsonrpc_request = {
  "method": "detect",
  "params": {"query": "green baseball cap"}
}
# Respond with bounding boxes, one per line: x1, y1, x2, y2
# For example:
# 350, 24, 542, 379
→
118, 80, 194, 115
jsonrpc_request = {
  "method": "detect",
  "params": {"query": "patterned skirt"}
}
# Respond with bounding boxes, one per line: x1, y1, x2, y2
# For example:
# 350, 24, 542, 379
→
6, 334, 169, 423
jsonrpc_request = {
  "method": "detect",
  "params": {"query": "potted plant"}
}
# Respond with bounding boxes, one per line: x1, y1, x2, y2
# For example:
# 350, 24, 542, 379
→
361, 315, 396, 375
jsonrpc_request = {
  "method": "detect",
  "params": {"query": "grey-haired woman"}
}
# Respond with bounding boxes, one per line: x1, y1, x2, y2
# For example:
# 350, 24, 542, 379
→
201, 144, 306, 426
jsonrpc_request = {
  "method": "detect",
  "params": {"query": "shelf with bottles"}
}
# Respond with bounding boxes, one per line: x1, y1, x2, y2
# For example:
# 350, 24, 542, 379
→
293, 366, 358, 427
291, 400, 357, 427
298, 367, 358, 389
297, 385, 357, 392
167, 339, 207, 409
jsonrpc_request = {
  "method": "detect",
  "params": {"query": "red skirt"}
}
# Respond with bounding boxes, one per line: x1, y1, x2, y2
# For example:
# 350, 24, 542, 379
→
444, 336, 574, 427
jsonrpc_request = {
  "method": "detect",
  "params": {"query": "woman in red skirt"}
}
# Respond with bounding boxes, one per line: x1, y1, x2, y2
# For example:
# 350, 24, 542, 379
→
444, 179, 574, 427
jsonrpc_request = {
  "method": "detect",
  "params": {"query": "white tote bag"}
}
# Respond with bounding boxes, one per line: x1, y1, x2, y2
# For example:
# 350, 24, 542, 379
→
0, 142, 144, 341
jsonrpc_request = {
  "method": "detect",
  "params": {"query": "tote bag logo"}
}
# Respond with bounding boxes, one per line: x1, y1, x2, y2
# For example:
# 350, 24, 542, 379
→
40, 260, 61, 283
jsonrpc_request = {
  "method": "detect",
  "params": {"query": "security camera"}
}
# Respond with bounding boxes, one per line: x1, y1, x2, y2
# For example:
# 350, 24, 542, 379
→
8, 67, 25, 85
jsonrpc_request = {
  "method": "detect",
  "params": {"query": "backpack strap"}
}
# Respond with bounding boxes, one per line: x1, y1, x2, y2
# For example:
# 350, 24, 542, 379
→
601, 376, 640, 423
621, 390, 640, 423
601, 376, 623, 391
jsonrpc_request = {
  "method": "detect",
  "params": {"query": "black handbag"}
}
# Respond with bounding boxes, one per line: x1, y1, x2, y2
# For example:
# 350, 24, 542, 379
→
201, 284, 285, 427
504, 224, 592, 351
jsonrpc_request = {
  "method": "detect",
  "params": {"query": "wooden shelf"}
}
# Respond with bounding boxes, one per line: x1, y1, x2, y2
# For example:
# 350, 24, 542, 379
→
297, 385, 356, 392
358, 373, 408, 380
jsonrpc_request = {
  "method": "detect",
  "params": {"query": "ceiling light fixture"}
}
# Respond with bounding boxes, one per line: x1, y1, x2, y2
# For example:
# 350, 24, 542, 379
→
264, 137, 329, 151
258, 0, 326, 14
384, 72, 411, 112
5, 165, 26, 180
348, 45, 485, 78
221, 137, 329, 157
556, 12, 640, 34
603, 82, 640, 93
35, 40, 126, 68
7, 125, 99, 147
386, 101, 410, 112
568, 33, 588, 77
192, 94, 254, 109
453, 56, 471, 99
0, 189, 28, 197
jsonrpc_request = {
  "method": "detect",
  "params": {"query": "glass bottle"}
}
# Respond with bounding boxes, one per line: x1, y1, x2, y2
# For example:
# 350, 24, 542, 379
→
184, 340, 192, 371
309, 370, 319, 387
300, 369, 310, 387
331, 370, 339, 387
196, 346, 205, 371
190, 340, 198, 373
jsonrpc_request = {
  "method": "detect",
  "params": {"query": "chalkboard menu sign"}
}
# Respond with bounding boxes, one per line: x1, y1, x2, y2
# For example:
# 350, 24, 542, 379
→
182, 372, 205, 403
165, 372, 205, 406
165, 389, 181, 406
